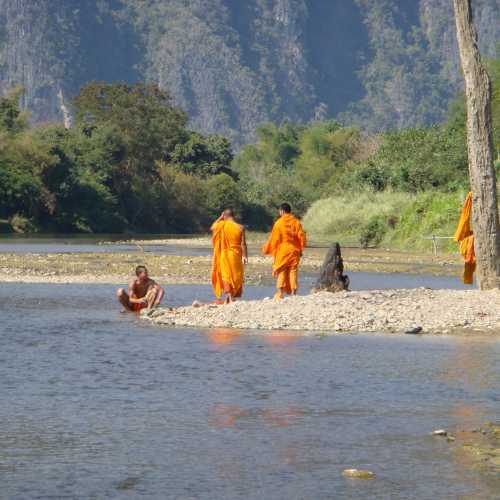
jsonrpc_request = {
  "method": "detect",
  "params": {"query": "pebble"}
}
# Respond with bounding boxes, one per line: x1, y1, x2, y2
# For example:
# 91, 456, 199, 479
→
342, 469, 375, 479
405, 326, 423, 335
433, 429, 448, 436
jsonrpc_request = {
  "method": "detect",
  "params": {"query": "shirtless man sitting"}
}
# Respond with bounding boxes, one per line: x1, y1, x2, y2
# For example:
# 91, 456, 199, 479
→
117, 265, 165, 312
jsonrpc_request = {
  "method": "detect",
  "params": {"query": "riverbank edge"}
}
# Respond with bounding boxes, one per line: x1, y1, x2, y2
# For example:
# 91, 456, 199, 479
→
142, 288, 500, 335
0, 251, 462, 284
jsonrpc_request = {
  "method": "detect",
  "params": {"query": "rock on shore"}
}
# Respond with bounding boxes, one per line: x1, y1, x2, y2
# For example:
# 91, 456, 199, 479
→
143, 288, 500, 334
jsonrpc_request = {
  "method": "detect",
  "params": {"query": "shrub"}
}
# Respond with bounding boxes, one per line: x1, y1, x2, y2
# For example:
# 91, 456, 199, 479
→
303, 191, 412, 244
359, 216, 387, 248
206, 173, 245, 218
9, 214, 38, 233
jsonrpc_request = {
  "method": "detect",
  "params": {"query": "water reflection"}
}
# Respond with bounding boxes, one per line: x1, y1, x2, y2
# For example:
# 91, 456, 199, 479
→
208, 404, 304, 429
209, 404, 250, 428
207, 328, 240, 345
440, 336, 499, 488
262, 330, 302, 346
441, 336, 498, 392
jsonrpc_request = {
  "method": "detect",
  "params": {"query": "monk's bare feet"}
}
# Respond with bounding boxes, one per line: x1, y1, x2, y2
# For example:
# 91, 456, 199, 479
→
274, 292, 284, 300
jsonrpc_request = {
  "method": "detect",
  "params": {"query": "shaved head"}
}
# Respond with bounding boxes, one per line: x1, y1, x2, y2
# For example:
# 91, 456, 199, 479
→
222, 208, 234, 219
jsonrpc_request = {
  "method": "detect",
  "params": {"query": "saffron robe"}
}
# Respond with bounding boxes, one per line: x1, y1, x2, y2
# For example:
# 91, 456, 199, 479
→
454, 192, 476, 285
212, 220, 244, 298
262, 213, 307, 294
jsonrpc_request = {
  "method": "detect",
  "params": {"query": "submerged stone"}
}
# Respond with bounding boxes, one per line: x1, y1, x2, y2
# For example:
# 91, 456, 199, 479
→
342, 469, 375, 479
433, 429, 448, 436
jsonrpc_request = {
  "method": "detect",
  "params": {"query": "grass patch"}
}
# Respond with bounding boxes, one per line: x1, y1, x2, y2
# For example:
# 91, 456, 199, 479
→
303, 190, 468, 251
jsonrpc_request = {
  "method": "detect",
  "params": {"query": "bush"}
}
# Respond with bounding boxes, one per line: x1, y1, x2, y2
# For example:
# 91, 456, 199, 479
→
206, 173, 245, 218
303, 190, 471, 251
9, 214, 38, 233
303, 191, 412, 244
359, 216, 387, 248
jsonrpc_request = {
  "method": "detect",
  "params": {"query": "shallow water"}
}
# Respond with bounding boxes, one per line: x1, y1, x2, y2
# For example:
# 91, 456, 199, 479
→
0, 235, 211, 256
309, 270, 472, 290
1, 283, 498, 499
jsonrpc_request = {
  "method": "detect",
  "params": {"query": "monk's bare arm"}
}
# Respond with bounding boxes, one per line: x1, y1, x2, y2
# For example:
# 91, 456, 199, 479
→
241, 226, 248, 264
210, 212, 225, 231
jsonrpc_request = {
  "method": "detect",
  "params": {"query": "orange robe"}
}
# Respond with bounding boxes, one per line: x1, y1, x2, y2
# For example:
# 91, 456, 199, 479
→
212, 220, 244, 298
454, 192, 476, 285
262, 213, 307, 294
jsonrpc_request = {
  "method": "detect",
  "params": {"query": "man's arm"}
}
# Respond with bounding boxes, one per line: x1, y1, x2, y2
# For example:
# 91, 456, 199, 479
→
145, 279, 164, 306
262, 221, 281, 256
297, 222, 307, 255
241, 226, 248, 264
210, 212, 225, 232
128, 279, 147, 304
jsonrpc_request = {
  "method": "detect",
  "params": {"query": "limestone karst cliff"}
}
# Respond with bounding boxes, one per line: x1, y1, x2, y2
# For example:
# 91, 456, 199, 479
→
1, 0, 499, 144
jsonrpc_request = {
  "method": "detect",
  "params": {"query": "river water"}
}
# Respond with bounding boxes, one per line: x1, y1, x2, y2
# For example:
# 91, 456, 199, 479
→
1, 282, 498, 499
0, 235, 211, 256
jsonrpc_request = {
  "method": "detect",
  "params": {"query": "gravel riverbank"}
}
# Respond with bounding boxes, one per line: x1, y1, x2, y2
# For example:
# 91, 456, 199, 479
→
0, 246, 462, 284
143, 288, 500, 334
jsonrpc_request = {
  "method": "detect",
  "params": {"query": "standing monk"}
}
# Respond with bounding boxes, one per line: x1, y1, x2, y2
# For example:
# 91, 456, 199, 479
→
211, 209, 248, 303
262, 203, 307, 299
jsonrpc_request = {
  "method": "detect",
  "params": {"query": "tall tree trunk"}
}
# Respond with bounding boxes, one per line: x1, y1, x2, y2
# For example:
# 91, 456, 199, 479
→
453, 0, 500, 290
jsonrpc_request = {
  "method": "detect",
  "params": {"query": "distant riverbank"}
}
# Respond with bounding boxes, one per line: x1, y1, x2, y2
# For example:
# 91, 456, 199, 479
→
0, 236, 463, 284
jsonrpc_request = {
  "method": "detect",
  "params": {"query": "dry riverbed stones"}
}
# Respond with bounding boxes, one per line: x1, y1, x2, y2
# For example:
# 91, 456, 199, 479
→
144, 288, 500, 334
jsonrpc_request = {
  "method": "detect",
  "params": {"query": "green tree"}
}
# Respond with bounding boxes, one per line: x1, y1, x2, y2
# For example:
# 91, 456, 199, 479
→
32, 125, 125, 232
0, 87, 28, 134
206, 173, 245, 218
73, 82, 188, 172
171, 132, 234, 177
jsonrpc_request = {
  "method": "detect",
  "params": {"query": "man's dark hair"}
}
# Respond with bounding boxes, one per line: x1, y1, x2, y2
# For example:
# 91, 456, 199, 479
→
135, 265, 148, 276
280, 203, 291, 213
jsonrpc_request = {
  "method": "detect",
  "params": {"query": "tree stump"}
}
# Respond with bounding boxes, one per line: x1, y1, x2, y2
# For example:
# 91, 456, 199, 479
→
313, 243, 349, 292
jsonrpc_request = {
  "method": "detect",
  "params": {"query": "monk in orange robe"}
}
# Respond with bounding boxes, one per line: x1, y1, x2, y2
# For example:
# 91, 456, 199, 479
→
262, 203, 307, 299
454, 192, 476, 284
211, 209, 248, 303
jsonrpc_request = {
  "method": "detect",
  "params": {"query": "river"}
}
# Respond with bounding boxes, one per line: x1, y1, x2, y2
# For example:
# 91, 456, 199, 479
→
1, 282, 498, 499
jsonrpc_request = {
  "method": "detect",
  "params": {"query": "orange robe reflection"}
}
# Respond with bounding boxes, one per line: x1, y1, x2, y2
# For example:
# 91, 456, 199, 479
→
262, 213, 307, 295
454, 192, 476, 284
212, 220, 244, 298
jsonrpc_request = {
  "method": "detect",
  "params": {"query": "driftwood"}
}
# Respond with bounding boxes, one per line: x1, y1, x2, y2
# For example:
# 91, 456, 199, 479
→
313, 242, 349, 292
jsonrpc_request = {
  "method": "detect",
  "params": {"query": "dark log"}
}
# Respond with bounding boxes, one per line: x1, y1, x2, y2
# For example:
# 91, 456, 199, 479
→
313, 242, 349, 292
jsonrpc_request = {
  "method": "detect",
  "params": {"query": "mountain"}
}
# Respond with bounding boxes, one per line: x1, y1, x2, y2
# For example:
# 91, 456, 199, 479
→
1, 0, 499, 144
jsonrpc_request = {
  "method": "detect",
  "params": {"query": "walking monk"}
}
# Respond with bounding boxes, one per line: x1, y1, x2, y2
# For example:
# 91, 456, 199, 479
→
211, 209, 248, 303
262, 203, 307, 299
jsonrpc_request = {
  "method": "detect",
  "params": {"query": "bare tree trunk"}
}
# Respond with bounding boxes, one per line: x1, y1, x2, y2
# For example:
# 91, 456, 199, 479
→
453, 0, 500, 290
